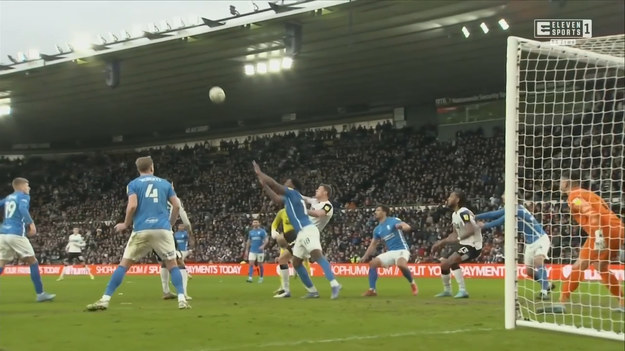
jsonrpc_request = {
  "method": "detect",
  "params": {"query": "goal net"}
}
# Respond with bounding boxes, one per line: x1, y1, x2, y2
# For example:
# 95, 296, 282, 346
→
504, 35, 625, 340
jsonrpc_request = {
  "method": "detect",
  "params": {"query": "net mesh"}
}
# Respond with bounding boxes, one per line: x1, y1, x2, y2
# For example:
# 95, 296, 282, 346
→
514, 35, 624, 336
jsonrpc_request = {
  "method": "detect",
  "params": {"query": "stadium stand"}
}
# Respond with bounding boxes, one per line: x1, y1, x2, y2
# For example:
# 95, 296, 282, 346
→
0, 123, 620, 265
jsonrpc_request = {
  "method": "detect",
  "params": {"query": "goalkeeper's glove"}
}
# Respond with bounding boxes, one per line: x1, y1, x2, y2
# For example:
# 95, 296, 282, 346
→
271, 229, 279, 239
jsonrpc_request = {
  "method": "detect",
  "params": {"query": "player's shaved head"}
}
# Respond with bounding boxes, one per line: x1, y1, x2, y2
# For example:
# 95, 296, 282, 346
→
135, 156, 154, 173
11, 177, 31, 194
12, 177, 28, 188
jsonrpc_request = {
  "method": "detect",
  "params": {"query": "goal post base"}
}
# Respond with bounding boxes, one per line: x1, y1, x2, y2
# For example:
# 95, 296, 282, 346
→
516, 320, 625, 341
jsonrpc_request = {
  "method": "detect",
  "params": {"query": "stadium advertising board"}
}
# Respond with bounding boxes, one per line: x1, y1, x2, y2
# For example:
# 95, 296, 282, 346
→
2, 263, 622, 281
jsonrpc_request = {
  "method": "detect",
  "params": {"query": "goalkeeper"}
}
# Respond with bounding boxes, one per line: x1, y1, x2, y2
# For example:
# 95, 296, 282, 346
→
476, 196, 555, 300
271, 208, 311, 298
559, 172, 624, 311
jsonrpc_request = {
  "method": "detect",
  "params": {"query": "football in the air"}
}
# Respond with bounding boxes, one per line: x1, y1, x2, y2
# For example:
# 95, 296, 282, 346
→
209, 86, 226, 104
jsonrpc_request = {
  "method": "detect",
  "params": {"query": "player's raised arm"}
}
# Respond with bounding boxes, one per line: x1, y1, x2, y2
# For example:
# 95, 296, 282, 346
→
481, 212, 505, 230
481, 216, 504, 230
475, 208, 505, 221
261, 182, 284, 205
253, 161, 286, 195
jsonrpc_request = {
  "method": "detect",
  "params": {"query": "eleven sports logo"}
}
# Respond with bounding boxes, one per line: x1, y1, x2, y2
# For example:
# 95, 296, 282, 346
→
534, 19, 592, 45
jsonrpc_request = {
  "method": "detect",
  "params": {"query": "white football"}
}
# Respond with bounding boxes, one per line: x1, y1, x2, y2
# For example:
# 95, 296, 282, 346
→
209, 86, 226, 104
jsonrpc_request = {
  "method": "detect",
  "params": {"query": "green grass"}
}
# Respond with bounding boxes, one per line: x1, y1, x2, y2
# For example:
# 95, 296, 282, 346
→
0, 276, 623, 351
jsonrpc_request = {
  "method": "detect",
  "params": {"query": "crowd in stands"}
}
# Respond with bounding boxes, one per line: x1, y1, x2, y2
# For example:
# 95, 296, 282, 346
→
0, 122, 622, 266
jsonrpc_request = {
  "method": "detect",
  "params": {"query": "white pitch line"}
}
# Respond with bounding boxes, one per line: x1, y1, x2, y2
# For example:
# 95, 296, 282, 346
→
190, 327, 494, 351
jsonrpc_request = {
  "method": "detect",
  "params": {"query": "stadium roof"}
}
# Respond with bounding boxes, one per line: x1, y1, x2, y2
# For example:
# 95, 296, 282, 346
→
0, 0, 623, 151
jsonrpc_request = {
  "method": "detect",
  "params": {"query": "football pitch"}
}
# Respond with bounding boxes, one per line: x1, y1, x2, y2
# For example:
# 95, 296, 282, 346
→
0, 276, 623, 351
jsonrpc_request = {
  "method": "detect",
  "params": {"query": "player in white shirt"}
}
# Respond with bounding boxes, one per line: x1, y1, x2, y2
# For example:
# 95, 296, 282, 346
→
57, 227, 94, 281
432, 190, 483, 298
274, 184, 334, 298
160, 194, 193, 300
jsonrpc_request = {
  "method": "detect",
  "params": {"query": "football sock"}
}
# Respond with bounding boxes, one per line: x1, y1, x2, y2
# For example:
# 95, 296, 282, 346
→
294, 264, 314, 289
104, 265, 127, 296
248, 262, 254, 278
441, 268, 451, 292
368, 266, 378, 290
85, 265, 94, 278
536, 265, 550, 291
160, 267, 170, 293
399, 266, 414, 284
30, 263, 44, 294
259, 264, 264, 278
169, 267, 185, 297
452, 268, 466, 291
181, 268, 189, 295
280, 265, 290, 291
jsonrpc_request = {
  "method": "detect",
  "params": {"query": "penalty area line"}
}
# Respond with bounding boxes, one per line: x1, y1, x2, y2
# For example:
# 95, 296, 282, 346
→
191, 327, 494, 351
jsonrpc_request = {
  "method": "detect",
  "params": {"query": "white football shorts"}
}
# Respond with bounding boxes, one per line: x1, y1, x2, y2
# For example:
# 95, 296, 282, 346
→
248, 252, 265, 263
376, 249, 410, 267
292, 225, 322, 259
123, 229, 176, 261
524, 235, 551, 267
0, 234, 36, 260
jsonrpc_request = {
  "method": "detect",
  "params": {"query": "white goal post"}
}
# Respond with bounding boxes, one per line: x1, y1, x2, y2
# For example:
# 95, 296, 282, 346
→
504, 35, 625, 340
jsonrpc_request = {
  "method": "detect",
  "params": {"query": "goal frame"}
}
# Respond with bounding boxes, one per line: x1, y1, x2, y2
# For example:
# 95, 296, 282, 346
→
504, 35, 625, 341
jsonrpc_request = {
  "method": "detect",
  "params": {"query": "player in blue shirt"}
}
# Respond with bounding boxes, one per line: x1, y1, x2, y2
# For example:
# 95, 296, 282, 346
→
160, 196, 194, 300
476, 198, 555, 300
86, 156, 190, 311
361, 205, 418, 296
245, 219, 268, 283
174, 224, 189, 252
0, 177, 55, 302
253, 161, 341, 299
